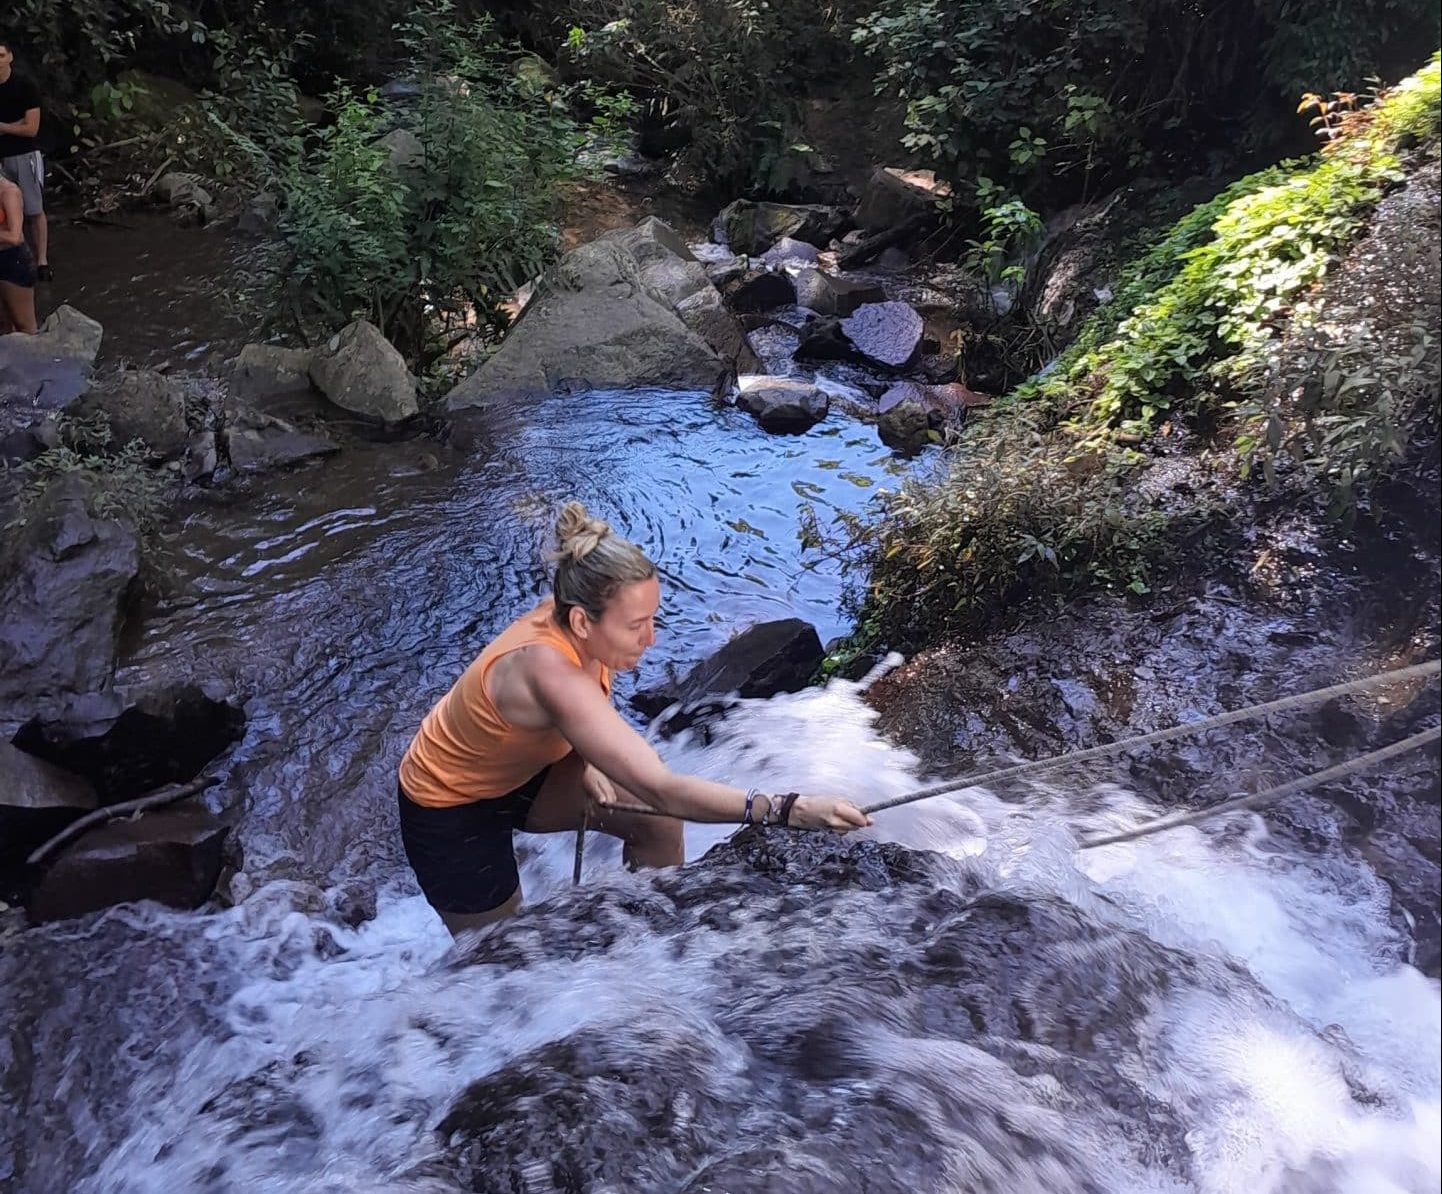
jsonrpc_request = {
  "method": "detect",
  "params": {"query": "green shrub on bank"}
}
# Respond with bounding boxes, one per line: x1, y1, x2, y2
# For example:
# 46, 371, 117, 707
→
268, 3, 604, 365
830, 56, 1440, 659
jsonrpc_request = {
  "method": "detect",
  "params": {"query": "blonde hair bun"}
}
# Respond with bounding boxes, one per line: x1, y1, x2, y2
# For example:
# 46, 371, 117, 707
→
551, 501, 611, 563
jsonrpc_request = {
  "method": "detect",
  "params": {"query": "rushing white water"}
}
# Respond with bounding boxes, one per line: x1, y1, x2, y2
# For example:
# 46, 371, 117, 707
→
62, 671, 1439, 1194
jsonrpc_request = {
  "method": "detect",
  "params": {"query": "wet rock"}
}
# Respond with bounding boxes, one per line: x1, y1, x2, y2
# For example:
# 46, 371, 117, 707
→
70, 369, 189, 459
0, 740, 97, 878
1, 307, 103, 459
720, 268, 797, 313
227, 344, 314, 406
715, 199, 847, 256
855, 166, 953, 233
792, 315, 856, 363
761, 236, 820, 269
309, 320, 419, 423
877, 246, 911, 271
153, 172, 215, 221
735, 377, 830, 434
378, 128, 423, 169
181, 431, 218, 482
222, 410, 340, 473
792, 268, 887, 317
0, 474, 140, 733
446, 234, 730, 410
419, 831, 1203, 1194
25, 805, 229, 923
631, 617, 824, 724
674, 287, 762, 375
876, 380, 987, 455
842, 301, 923, 370
12, 679, 245, 804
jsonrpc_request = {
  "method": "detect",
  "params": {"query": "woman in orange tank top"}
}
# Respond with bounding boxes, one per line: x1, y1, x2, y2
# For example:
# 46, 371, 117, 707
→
397, 501, 871, 936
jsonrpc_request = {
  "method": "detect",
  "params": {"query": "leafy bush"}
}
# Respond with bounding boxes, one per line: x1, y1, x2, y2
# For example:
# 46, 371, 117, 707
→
268, 3, 594, 363
852, 0, 1438, 202
559, 0, 863, 192
834, 56, 1440, 655
5, 412, 173, 545
1025, 55, 1441, 445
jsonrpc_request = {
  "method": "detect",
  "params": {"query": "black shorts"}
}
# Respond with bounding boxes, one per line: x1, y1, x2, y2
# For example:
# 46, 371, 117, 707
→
397, 767, 551, 915
0, 243, 35, 288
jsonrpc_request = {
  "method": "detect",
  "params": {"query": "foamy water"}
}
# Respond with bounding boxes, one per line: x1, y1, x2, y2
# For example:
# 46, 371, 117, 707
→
67, 671, 1439, 1193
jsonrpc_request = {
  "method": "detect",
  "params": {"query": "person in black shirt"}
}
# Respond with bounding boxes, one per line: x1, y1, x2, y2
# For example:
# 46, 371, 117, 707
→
0, 36, 49, 282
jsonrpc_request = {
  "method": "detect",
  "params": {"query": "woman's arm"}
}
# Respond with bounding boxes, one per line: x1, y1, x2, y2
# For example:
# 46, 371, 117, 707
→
528, 650, 870, 830
0, 190, 23, 247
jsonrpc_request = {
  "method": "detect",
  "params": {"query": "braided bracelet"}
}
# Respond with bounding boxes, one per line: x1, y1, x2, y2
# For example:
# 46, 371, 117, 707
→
777, 792, 800, 827
742, 788, 760, 825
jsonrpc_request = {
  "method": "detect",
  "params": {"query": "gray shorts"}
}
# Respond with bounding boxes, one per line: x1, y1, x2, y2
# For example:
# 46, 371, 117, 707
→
0, 152, 44, 217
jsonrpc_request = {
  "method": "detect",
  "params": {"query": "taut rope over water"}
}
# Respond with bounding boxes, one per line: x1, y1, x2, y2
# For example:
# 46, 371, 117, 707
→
572, 659, 1440, 882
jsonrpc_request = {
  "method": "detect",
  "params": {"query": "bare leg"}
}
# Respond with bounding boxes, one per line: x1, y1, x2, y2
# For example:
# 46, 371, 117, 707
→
26, 212, 46, 268
524, 752, 684, 869
0, 281, 36, 333
438, 889, 522, 937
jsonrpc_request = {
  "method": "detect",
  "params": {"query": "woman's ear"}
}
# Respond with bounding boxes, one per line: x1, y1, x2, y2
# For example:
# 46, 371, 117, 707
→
568, 605, 591, 641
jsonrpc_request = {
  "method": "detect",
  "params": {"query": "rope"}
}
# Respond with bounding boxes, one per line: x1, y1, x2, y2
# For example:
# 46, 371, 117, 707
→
595, 659, 1439, 822
1079, 723, 1441, 849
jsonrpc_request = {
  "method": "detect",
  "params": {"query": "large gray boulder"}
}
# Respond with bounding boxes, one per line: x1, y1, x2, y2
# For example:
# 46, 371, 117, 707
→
841, 302, 924, 370
0, 306, 104, 463
0, 474, 140, 733
715, 200, 847, 256
70, 369, 189, 459
309, 320, 419, 422
26, 805, 230, 924
735, 377, 830, 434
446, 233, 732, 411
0, 740, 97, 876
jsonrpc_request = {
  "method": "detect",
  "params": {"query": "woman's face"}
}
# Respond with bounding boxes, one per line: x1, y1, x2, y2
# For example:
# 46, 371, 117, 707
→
574, 576, 660, 671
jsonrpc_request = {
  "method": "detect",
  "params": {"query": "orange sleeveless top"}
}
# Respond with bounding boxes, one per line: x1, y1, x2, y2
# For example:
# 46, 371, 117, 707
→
398, 600, 611, 808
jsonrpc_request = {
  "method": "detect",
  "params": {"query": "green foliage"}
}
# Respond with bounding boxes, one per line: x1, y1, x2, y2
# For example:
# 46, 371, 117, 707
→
560, 0, 861, 192
268, 2, 593, 363
1024, 56, 1440, 448
963, 191, 1044, 287
5, 412, 172, 544
816, 413, 1189, 653
852, 0, 1438, 201
843, 56, 1440, 654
